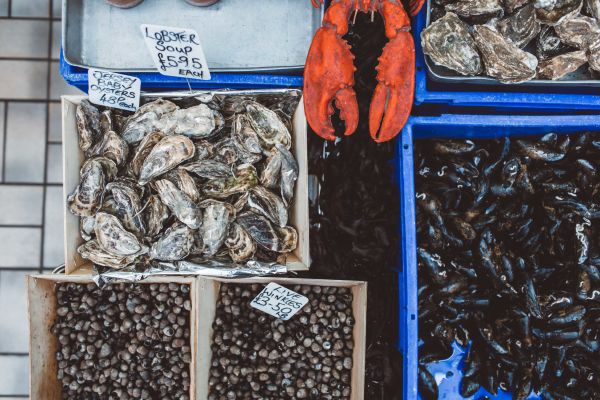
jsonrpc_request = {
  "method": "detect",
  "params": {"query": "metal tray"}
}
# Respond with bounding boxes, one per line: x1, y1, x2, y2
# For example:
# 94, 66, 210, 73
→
62, 0, 323, 73
423, 0, 600, 87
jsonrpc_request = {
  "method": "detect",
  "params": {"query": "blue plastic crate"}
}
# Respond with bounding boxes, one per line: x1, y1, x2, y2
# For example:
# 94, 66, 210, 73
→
398, 114, 600, 400
60, 52, 304, 93
412, 11, 600, 111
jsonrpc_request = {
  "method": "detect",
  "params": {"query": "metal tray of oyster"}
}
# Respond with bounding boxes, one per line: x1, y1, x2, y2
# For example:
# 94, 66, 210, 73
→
62, 0, 323, 72
421, 0, 600, 86
62, 89, 310, 277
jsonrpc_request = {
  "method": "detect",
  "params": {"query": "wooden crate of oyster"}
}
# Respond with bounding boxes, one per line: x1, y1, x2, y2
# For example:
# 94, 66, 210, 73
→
27, 274, 199, 400
196, 277, 367, 400
62, 92, 310, 275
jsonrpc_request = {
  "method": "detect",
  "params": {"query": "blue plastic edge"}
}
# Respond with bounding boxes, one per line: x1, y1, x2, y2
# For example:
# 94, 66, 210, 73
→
412, 12, 600, 110
60, 51, 304, 92
398, 114, 600, 400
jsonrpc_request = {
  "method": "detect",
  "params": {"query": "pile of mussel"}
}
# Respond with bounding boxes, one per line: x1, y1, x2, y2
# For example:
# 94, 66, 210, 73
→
68, 93, 300, 270
415, 133, 600, 399
421, 0, 600, 82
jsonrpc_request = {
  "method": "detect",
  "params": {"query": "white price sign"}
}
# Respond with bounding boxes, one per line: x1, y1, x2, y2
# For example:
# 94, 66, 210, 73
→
141, 24, 211, 80
250, 283, 309, 321
88, 69, 141, 112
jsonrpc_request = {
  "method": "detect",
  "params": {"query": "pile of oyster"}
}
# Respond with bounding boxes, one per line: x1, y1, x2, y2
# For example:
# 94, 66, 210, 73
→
421, 0, 600, 82
68, 94, 300, 271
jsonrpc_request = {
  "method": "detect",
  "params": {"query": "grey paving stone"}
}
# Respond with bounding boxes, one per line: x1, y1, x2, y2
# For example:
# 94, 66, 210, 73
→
0, 355, 28, 395
0, 61, 48, 100
0, 186, 43, 225
50, 61, 81, 100
0, 227, 41, 267
5, 103, 46, 183
0, 20, 50, 59
43, 186, 64, 268
48, 102, 61, 142
46, 143, 62, 184
51, 20, 61, 60
0, 270, 30, 353
11, 0, 50, 18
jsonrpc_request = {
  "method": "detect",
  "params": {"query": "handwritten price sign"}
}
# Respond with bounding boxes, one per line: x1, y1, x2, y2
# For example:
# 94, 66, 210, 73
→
141, 24, 211, 80
88, 69, 140, 112
250, 283, 309, 321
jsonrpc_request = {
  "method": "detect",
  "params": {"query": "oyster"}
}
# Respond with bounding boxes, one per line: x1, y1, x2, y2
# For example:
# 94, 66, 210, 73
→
122, 99, 178, 144
181, 160, 232, 179
89, 130, 129, 166
77, 240, 140, 269
212, 138, 241, 165
555, 15, 600, 49
260, 148, 283, 189
94, 212, 146, 256
80, 216, 96, 241
154, 179, 202, 229
497, 5, 541, 48
225, 223, 256, 262
199, 200, 233, 257
189, 230, 205, 256
159, 104, 224, 139
192, 141, 214, 161
473, 25, 538, 83
587, 0, 600, 19
588, 39, 600, 72
99, 110, 114, 134
537, 50, 587, 79
105, 179, 146, 236
145, 194, 170, 238
149, 222, 195, 261
534, 0, 582, 25
167, 169, 200, 203
204, 164, 259, 199
421, 12, 483, 76
237, 211, 279, 252
138, 135, 195, 185
445, 0, 504, 20
536, 26, 574, 60
245, 101, 292, 151
128, 132, 164, 178
277, 144, 299, 205
248, 186, 288, 227
276, 226, 298, 253
506, 0, 530, 12
233, 114, 263, 155
76, 100, 101, 153
68, 157, 118, 217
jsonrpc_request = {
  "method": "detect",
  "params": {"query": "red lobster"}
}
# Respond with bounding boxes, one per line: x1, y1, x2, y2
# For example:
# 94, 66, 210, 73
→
305, 0, 424, 143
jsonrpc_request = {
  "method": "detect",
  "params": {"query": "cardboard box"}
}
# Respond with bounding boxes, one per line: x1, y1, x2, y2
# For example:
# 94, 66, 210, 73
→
62, 92, 310, 274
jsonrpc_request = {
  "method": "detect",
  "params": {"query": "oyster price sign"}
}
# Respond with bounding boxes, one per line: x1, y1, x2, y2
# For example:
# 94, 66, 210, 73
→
141, 24, 211, 80
88, 69, 141, 112
250, 283, 309, 321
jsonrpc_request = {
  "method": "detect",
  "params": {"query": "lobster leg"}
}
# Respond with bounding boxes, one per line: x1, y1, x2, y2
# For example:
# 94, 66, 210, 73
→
369, 0, 415, 143
304, 0, 359, 141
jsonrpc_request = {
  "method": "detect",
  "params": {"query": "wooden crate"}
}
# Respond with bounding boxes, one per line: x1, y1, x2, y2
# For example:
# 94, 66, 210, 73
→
27, 274, 198, 400
195, 277, 367, 400
62, 92, 311, 274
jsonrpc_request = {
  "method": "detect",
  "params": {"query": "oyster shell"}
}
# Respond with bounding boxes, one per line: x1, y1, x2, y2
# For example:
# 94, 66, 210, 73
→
105, 179, 146, 236
233, 114, 263, 155
100, 110, 114, 134
89, 130, 129, 166
145, 194, 170, 238
138, 135, 195, 185
94, 212, 146, 256
192, 141, 214, 161
497, 5, 541, 48
212, 138, 241, 165
473, 25, 538, 83
555, 15, 600, 49
587, 0, 600, 19
276, 226, 298, 253
122, 99, 178, 144
277, 144, 300, 206
260, 148, 283, 189
588, 38, 600, 72
68, 157, 118, 217
537, 50, 588, 79
189, 230, 205, 256
78, 240, 140, 269
181, 160, 232, 180
76, 100, 101, 153
225, 223, 256, 262
248, 186, 288, 227
154, 179, 202, 229
245, 101, 292, 151
199, 199, 233, 257
506, 0, 530, 12
80, 216, 96, 241
159, 104, 224, 139
203, 164, 259, 199
166, 168, 200, 203
445, 0, 504, 20
534, 0, 582, 25
421, 12, 483, 76
536, 26, 574, 60
128, 132, 164, 178
149, 222, 195, 261
237, 211, 279, 252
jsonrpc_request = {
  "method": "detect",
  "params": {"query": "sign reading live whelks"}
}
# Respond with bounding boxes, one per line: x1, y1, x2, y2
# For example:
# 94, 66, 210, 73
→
250, 283, 309, 321
87, 69, 141, 112
141, 24, 211, 80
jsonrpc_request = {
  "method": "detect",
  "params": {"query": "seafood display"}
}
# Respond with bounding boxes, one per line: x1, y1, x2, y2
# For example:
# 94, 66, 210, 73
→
422, 0, 600, 82
67, 94, 301, 272
304, 0, 426, 143
415, 132, 600, 398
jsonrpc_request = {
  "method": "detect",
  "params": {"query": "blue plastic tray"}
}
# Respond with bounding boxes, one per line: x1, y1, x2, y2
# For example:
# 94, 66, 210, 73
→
60, 52, 304, 93
412, 12, 600, 111
398, 114, 600, 399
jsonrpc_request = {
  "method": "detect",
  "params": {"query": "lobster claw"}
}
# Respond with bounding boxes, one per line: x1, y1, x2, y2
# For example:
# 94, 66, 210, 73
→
304, 27, 359, 141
